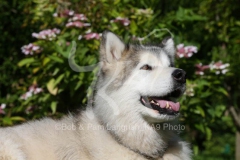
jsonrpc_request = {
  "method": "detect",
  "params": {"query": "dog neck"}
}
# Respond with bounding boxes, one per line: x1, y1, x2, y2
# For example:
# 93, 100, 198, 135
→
91, 103, 170, 159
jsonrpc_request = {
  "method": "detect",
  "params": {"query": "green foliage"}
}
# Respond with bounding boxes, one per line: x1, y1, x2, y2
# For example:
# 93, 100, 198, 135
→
0, 0, 239, 159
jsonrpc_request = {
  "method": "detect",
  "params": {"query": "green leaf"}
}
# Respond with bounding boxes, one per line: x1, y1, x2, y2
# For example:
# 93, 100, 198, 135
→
200, 91, 211, 98
52, 68, 60, 76
216, 87, 229, 96
11, 116, 26, 122
32, 67, 40, 73
78, 47, 89, 57
47, 79, 58, 95
39, 93, 51, 102
193, 145, 199, 155
51, 101, 57, 114
18, 58, 35, 67
196, 106, 205, 117
195, 124, 204, 133
43, 57, 51, 66
2, 117, 12, 126
206, 127, 212, 140
188, 98, 201, 105
130, 20, 137, 34
55, 44, 69, 58
54, 74, 65, 86
48, 55, 64, 63
74, 81, 82, 90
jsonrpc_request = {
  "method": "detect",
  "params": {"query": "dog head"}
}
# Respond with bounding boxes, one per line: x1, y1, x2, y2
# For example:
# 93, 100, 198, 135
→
95, 31, 186, 123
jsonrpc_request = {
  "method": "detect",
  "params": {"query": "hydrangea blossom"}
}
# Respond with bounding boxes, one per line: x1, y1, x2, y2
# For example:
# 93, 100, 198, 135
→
21, 43, 41, 55
32, 28, 61, 41
111, 17, 130, 26
0, 103, 6, 114
176, 44, 198, 58
20, 84, 43, 100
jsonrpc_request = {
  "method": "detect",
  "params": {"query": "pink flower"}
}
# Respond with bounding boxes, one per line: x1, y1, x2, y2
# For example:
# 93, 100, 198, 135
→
58, 10, 75, 17
66, 42, 71, 46
195, 61, 230, 75
111, 17, 130, 26
0, 104, 6, 114
66, 21, 83, 28
66, 21, 90, 28
176, 44, 198, 58
20, 85, 43, 100
83, 23, 91, 27
21, 43, 41, 55
185, 46, 197, 54
20, 91, 33, 100
210, 61, 230, 70
209, 61, 230, 74
53, 12, 58, 17
84, 33, 101, 40
195, 63, 210, 75
72, 14, 87, 21
34, 88, 43, 94
32, 28, 61, 41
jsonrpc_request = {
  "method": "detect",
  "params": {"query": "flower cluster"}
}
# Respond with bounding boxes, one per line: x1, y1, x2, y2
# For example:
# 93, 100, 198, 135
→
195, 63, 210, 75
176, 44, 198, 58
21, 43, 41, 55
210, 61, 230, 75
78, 31, 101, 40
111, 17, 130, 26
84, 33, 101, 40
0, 104, 6, 114
195, 61, 230, 75
70, 13, 87, 21
66, 21, 90, 28
53, 10, 75, 17
184, 84, 196, 97
20, 84, 43, 100
32, 28, 61, 41
54, 10, 90, 28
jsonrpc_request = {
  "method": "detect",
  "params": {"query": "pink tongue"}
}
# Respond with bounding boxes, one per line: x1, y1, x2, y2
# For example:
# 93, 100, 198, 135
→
155, 100, 180, 112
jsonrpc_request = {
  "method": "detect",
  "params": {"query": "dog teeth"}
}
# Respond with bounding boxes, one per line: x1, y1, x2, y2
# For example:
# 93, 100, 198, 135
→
165, 102, 173, 110
149, 100, 160, 106
166, 102, 169, 108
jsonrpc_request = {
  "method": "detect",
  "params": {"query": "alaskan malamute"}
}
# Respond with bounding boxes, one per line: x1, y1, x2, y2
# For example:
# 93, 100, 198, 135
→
0, 31, 191, 160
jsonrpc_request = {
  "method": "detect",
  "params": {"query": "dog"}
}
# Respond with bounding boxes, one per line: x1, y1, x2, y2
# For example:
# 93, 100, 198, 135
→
0, 31, 191, 160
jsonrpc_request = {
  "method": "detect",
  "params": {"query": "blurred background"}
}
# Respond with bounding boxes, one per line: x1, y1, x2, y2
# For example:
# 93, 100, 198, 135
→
0, 0, 239, 159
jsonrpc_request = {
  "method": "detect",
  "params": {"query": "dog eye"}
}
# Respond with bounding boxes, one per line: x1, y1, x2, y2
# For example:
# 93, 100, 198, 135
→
140, 65, 152, 70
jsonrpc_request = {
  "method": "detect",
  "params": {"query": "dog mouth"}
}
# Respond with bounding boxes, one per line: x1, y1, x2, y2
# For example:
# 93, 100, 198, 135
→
140, 89, 183, 116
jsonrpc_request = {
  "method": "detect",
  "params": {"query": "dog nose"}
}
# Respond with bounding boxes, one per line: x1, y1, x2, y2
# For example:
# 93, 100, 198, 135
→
172, 69, 186, 83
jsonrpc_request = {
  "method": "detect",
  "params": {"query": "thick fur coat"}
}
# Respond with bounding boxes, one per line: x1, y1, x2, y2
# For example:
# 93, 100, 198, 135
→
0, 31, 191, 160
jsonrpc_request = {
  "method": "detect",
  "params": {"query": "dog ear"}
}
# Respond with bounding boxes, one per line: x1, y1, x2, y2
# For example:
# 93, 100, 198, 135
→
100, 31, 125, 63
161, 37, 175, 57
